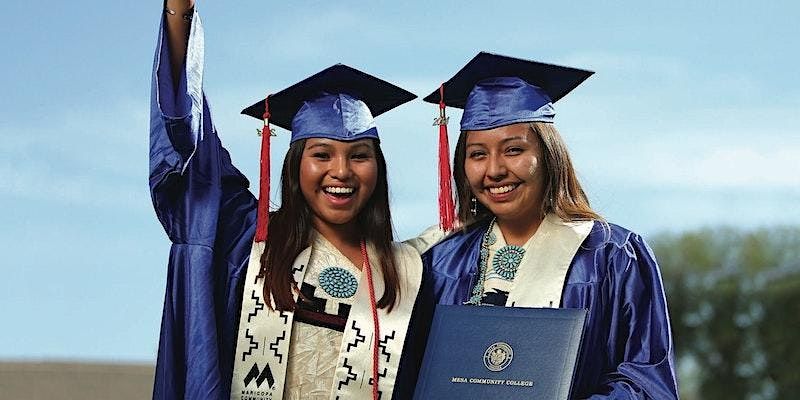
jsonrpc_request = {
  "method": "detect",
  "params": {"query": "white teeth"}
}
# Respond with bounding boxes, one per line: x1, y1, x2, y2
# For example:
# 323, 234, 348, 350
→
488, 185, 516, 194
324, 186, 355, 194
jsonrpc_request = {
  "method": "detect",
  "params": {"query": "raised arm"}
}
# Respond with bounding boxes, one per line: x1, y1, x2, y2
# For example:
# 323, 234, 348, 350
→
164, 0, 195, 85
149, 2, 255, 243
150, 4, 258, 399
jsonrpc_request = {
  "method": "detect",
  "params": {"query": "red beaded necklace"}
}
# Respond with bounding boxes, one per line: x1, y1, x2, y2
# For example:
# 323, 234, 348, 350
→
360, 239, 380, 400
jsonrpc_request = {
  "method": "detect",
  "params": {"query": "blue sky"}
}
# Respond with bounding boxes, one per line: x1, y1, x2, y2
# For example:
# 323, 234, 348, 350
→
1, 1, 798, 362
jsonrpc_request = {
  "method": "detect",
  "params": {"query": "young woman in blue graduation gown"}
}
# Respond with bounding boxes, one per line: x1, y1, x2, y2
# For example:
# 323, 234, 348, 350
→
150, 2, 427, 399
407, 54, 680, 399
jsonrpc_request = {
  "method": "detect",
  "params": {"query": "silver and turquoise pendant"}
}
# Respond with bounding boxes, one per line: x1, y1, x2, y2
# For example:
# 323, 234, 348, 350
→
492, 245, 525, 280
318, 266, 358, 298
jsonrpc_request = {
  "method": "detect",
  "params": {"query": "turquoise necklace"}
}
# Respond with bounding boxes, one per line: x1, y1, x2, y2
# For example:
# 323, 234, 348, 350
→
318, 266, 359, 299
493, 244, 526, 280
465, 219, 527, 305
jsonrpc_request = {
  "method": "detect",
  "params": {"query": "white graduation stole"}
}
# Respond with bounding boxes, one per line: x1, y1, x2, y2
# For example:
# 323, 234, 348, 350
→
505, 214, 594, 308
231, 238, 422, 400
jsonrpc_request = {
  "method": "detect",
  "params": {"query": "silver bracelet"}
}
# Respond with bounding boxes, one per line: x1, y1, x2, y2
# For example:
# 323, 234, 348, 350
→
165, 7, 193, 22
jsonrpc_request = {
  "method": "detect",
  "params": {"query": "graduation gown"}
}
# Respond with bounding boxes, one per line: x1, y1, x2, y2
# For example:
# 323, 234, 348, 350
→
149, 11, 427, 400
407, 219, 679, 399
150, 10, 257, 399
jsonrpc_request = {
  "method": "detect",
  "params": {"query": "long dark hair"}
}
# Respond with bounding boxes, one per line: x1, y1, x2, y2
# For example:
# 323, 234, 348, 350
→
453, 122, 603, 226
258, 139, 400, 312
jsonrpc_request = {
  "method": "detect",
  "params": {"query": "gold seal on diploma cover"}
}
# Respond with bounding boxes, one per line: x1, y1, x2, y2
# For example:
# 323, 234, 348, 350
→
483, 342, 513, 372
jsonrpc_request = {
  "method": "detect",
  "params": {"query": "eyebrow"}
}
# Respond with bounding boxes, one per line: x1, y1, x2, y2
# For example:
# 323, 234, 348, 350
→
305, 141, 375, 152
306, 143, 332, 151
349, 142, 374, 151
467, 136, 527, 147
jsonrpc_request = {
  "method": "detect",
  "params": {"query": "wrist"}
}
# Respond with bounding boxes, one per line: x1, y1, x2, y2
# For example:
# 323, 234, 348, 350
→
164, 0, 194, 16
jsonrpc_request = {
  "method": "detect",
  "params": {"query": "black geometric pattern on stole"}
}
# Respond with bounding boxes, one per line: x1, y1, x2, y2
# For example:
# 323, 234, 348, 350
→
482, 288, 510, 306
243, 362, 275, 389
336, 357, 359, 391
279, 310, 289, 325
368, 369, 388, 400
298, 282, 328, 312
377, 330, 397, 362
268, 330, 287, 364
241, 329, 259, 362
247, 289, 265, 323
345, 319, 366, 352
338, 303, 352, 318
292, 263, 306, 275
297, 282, 352, 319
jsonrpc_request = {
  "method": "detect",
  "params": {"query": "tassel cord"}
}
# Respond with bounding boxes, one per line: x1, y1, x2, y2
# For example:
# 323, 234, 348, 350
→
255, 96, 272, 242
437, 84, 456, 231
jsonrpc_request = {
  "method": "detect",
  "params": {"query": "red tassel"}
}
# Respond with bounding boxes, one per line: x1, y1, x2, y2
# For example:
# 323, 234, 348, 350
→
255, 96, 272, 242
437, 84, 456, 231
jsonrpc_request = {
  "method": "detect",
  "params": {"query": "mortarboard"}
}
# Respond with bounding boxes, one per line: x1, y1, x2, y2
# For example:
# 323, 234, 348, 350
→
242, 64, 416, 242
423, 51, 594, 130
242, 64, 416, 142
424, 52, 594, 229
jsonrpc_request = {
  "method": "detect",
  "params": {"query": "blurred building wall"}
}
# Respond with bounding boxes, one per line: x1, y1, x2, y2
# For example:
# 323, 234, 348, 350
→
0, 362, 153, 400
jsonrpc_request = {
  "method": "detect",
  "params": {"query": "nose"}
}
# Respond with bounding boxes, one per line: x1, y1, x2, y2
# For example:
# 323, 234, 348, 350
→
329, 154, 353, 181
486, 153, 507, 181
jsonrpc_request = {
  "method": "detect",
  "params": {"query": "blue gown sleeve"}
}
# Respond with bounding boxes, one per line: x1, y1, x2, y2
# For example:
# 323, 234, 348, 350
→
149, 10, 257, 400
582, 234, 679, 400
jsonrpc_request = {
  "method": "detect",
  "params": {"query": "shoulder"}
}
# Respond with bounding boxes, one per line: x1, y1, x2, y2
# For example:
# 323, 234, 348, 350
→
391, 241, 425, 277
583, 220, 648, 251
424, 221, 488, 258
391, 241, 424, 290
580, 220, 659, 276
392, 241, 423, 264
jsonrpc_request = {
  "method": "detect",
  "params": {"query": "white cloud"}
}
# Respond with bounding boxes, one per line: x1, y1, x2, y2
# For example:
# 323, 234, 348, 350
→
0, 158, 147, 210
0, 99, 150, 209
647, 143, 800, 188
570, 128, 800, 191
210, 8, 364, 63
559, 51, 689, 80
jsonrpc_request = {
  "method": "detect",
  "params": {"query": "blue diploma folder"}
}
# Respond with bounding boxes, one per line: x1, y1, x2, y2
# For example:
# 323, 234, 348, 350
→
413, 305, 587, 400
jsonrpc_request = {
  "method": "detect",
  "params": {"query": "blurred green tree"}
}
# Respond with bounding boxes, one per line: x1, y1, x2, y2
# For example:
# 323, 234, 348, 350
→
652, 227, 800, 400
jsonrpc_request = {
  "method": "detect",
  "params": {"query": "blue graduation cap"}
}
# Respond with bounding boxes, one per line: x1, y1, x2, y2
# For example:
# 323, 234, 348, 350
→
242, 64, 416, 142
423, 51, 594, 130
241, 64, 416, 242
424, 52, 593, 231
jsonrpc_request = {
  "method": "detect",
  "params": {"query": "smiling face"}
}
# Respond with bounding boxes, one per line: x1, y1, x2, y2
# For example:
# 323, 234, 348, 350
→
299, 138, 379, 231
464, 123, 546, 225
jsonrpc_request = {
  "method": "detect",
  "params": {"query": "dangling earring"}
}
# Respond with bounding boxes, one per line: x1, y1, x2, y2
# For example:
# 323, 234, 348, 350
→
470, 196, 478, 216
